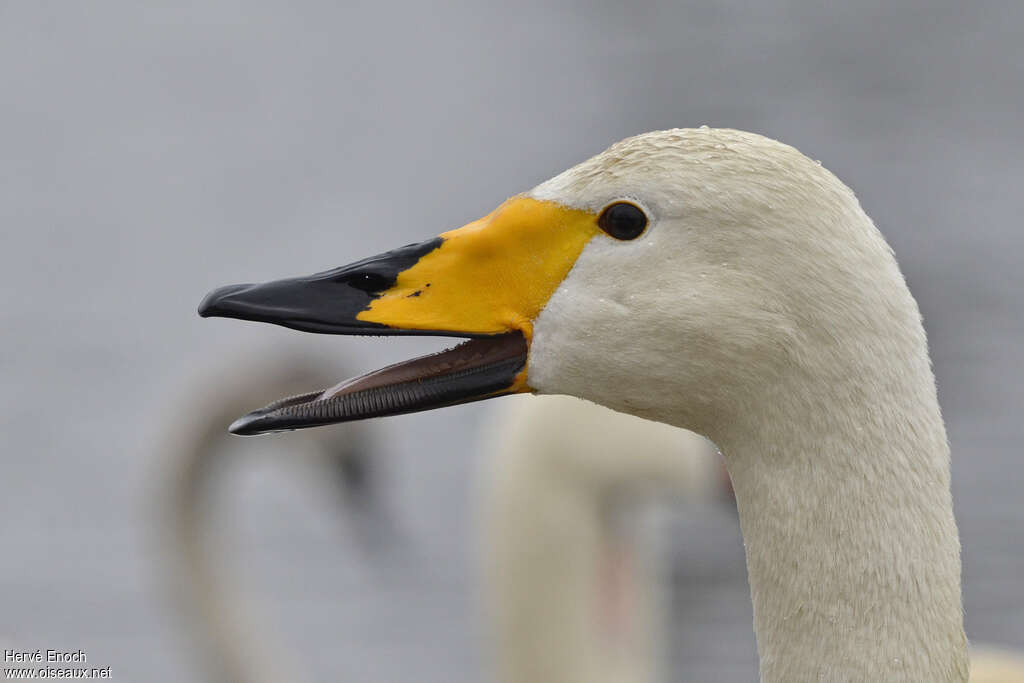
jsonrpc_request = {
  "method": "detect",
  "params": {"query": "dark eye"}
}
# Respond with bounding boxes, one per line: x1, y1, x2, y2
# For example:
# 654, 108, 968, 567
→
597, 202, 648, 240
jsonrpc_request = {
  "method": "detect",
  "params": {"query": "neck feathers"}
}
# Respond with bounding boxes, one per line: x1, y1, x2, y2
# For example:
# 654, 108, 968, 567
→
713, 267, 968, 682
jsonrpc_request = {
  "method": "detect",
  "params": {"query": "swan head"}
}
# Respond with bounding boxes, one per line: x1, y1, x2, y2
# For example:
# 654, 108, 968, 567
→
199, 128, 912, 437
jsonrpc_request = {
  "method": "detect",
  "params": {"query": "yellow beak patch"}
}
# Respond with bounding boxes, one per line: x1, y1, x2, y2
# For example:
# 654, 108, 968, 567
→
357, 196, 599, 339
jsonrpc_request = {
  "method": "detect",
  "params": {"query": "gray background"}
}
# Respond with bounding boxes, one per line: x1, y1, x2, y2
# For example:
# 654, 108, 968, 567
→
1, 1, 1021, 681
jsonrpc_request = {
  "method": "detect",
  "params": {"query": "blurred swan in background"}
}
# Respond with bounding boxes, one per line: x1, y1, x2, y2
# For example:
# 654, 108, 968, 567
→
159, 355, 384, 683
162, 362, 726, 683
479, 393, 727, 683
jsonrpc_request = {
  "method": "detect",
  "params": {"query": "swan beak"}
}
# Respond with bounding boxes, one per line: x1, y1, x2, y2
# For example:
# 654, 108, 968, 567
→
198, 196, 598, 435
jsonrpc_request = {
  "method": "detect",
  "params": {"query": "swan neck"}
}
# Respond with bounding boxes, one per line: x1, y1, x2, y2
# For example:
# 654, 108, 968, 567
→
712, 358, 968, 682
481, 400, 666, 683
168, 424, 308, 683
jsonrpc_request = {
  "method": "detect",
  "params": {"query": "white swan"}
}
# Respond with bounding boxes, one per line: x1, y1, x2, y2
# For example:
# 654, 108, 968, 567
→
479, 393, 723, 683
199, 127, 1016, 681
160, 358, 378, 683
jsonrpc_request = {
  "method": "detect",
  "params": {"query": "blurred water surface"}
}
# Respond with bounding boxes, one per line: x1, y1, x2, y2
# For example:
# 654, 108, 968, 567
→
1, 2, 1021, 681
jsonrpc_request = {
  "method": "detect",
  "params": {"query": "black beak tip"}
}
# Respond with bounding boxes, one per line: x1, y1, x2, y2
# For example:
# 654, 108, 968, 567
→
228, 411, 273, 436
198, 283, 249, 318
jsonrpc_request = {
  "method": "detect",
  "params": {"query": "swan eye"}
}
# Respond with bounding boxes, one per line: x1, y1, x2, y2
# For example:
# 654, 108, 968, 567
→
597, 202, 648, 240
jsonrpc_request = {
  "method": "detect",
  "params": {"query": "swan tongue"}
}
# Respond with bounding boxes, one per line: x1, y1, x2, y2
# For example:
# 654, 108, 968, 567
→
227, 332, 527, 435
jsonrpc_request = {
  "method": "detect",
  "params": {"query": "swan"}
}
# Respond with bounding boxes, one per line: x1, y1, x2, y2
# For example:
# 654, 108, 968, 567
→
198, 127, 998, 681
160, 357, 379, 683
479, 393, 724, 683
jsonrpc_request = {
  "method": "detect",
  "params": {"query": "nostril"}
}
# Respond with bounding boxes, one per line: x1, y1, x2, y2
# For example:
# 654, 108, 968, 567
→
336, 271, 393, 293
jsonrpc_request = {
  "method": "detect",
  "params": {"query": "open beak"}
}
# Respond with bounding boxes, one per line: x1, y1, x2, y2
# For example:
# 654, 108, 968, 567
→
198, 196, 598, 435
